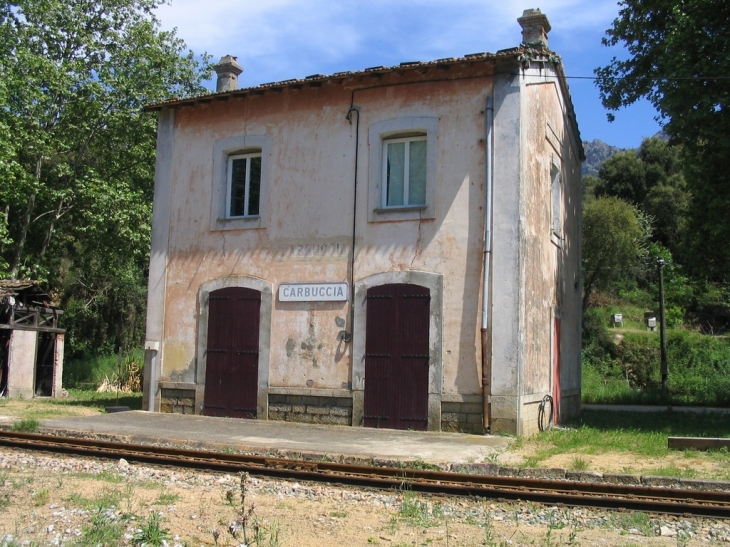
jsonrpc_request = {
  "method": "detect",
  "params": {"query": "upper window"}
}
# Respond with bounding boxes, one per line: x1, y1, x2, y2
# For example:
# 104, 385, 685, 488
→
368, 117, 438, 222
382, 136, 427, 208
227, 152, 261, 217
211, 135, 271, 231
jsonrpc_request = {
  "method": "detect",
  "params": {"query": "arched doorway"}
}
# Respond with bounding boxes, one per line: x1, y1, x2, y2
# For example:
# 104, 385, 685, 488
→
363, 283, 430, 430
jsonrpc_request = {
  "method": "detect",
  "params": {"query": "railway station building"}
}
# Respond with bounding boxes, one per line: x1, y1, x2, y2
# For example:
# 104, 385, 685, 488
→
142, 9, 584, 436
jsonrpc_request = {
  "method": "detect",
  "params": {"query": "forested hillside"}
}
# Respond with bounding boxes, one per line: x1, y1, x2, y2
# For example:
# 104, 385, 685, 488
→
581, 0, 730, 406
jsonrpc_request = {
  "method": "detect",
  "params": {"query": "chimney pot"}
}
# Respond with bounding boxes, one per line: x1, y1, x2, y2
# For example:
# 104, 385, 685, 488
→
517, 8, 551, 48
214, 55, 244, 92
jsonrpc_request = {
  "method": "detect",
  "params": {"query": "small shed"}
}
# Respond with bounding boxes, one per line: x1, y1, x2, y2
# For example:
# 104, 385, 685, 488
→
0, 280, 65, 398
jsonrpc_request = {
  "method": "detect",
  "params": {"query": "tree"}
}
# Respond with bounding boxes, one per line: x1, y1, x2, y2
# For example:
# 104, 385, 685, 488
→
593, 137, 689, 260
0, 0, 211, 356
595, 150, 646, 204
582, 197, 649, 312
595, 0, 730, 280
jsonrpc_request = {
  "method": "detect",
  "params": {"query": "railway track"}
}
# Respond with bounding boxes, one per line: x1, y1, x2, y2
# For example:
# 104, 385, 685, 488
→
1, 430, 729, 519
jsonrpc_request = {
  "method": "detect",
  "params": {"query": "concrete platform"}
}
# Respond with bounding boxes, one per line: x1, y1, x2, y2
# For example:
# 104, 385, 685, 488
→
38, 411, 509, 465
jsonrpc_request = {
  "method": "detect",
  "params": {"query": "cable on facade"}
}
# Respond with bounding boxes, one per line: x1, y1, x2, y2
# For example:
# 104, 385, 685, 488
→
537, 394, 554, 432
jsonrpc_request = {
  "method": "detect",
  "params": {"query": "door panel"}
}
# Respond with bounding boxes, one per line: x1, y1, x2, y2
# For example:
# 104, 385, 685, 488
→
203, 287, 261, 418
364, 284, 430, 430
363, 286, 395, 428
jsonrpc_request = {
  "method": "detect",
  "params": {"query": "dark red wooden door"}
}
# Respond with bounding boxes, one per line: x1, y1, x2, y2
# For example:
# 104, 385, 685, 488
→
364, 283, 430, 430
203, 287, 261, 418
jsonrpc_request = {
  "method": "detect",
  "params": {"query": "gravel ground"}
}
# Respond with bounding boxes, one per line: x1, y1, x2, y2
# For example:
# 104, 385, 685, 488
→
1, 447, 730, 546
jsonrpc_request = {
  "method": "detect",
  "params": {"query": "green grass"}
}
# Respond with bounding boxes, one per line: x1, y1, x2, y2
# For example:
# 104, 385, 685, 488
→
400, 459, 442, 472
519, 409, 730, 479
0, 390, 143, 421
32, 488, 49, 507
568, 456, 589, 471
67, 487, 124, 511
10, 418, 40, 432
72, 508, 125, 547
153, 492, 180, 505
132, 512, 171, 547
397, 491, 438, 527
607, 511, 654, 536
582, 326, 730, 406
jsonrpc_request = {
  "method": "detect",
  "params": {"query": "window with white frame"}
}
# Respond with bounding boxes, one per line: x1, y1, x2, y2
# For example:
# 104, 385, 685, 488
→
382, 135, 427, 208
211, 135, 271, 231
227, 152, 262, 217
368, 117, 438, 222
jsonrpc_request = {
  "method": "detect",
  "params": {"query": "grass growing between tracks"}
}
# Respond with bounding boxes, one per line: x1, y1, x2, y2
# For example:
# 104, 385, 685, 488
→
0, 389, 142, 422
511, 409, 730, 480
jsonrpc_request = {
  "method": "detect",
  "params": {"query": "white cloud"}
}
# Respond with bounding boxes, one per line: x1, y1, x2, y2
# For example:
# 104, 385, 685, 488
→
155, 0, 622, 80
154, 0, 659, 147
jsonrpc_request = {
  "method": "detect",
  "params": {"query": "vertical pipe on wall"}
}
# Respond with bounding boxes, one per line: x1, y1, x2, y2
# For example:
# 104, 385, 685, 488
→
346, 103, 360, 346
481, 95, 495, 433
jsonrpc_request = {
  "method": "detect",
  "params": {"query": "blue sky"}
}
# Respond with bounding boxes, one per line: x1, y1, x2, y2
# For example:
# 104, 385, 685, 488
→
155, 0, 662, 150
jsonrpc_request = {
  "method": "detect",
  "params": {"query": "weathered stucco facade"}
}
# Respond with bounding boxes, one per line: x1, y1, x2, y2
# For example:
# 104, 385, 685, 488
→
143, 10, 584, 436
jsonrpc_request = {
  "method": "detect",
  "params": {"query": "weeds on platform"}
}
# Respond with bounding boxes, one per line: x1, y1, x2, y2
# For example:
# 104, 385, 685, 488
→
10, 418, 39, 433
400, 458, 442, 472
153, 491, 180, 506
31, 488, 49, 507
132, 512, 171, 547
73, 507, 125, 547
214, 472, 280, 547
568, 456, 589, 471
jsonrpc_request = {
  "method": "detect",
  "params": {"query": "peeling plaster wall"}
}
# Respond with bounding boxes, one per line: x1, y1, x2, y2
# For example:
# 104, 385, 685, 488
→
522, 80, 557, 398
147, 60, 583, 434
157, 72, 493, 409
519, 68, 583, 433
555, 87, 583, 425
489, 69, 523, 435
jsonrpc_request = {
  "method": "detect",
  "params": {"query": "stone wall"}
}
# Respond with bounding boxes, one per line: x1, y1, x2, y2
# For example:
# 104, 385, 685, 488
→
268, 394, 352, 425
440, 395, 484, 434
160, 387, 195, 414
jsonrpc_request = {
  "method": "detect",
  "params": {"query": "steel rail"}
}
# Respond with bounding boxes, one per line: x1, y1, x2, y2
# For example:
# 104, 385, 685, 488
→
1, 431, 729, 518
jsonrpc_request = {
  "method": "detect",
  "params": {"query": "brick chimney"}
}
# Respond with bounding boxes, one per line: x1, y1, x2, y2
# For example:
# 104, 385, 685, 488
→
214, 55, 244, 92
517, 9, 551, 48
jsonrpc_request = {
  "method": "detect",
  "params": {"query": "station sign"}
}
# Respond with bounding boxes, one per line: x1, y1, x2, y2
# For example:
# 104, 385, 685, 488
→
278, 282, 349, 302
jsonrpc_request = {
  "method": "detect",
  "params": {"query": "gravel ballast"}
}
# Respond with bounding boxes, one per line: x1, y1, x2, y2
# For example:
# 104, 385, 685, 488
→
2, 448, 730, 546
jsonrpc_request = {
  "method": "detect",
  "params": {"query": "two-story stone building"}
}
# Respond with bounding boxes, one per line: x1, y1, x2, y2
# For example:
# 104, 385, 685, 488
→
143, 9, 583, 436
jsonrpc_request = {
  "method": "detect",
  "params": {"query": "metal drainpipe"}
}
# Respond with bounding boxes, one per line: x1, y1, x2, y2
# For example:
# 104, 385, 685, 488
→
481, 95, 494, 433
346, 104, 360, 345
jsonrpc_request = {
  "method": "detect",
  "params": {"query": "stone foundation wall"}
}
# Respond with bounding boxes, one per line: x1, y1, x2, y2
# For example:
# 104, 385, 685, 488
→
440, 396, 484, 434
520, 399, 543, 437
268, 394, 352, 425
160, 387, 195, 414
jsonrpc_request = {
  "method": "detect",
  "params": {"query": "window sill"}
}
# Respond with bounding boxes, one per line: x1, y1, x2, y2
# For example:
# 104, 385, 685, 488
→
227, 215, 260, 220
371, 205, 431, 223
211, 215, 263, 231
373, 206, 427, 214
